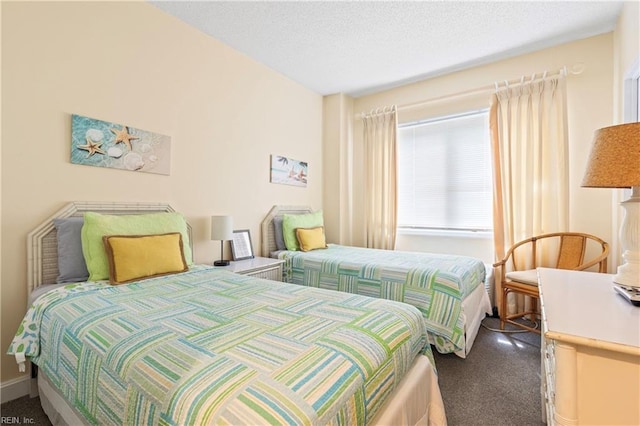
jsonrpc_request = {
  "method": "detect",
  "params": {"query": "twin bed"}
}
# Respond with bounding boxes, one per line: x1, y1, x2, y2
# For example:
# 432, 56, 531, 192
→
261, 206, 492, 358
8, 202, 447, 425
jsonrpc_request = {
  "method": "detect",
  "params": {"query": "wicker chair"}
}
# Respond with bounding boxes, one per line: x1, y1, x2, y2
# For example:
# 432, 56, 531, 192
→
493, 232, 609, 334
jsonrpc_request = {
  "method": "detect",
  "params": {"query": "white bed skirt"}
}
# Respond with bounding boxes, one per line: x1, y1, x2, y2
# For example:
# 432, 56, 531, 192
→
456, 279, 493, 358
37, 354, 447, 426
38, 372, 86, 426
371, 355, 447, 425
426, 281, 492, 358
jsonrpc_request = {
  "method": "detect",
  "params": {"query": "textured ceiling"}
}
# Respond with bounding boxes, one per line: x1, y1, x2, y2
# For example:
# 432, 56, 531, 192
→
150, 1, 623, 97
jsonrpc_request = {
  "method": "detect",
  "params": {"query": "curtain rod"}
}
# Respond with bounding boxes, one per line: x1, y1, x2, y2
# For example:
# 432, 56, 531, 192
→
356, 63, 584, 119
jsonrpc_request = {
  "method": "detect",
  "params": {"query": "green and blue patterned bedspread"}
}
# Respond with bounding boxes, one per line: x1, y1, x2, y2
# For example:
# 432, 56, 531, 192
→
278, 245, 486, 354
8, 267, 430, 425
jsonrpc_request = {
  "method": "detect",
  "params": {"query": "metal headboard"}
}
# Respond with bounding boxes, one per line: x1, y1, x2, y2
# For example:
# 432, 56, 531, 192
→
27, 201, 193, 295
260, 205, 313, 257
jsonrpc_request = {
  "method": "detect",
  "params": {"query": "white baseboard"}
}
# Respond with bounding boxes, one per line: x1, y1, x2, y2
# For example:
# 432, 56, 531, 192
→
1, 375, 30, 404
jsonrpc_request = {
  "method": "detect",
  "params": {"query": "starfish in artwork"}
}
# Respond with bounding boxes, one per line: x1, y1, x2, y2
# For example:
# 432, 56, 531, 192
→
110, 125, 139, 151
77, 137, 106, 157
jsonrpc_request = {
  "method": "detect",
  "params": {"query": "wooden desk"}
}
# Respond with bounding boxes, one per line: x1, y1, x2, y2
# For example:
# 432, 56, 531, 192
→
538, 268, 640, 425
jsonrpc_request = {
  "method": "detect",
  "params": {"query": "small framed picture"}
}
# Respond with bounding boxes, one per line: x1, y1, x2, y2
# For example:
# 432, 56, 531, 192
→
230, 229, 254, 260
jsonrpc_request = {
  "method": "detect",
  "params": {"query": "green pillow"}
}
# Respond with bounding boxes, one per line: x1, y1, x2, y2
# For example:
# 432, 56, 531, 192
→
282, 211, 324, 251
81, 212, 192, 281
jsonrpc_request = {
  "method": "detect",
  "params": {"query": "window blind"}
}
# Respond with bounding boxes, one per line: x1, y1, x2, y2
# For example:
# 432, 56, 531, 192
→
397, 110, 492, 231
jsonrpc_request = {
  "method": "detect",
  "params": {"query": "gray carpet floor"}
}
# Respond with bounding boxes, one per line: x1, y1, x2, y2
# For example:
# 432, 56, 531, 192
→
433, 316, 544, 425
1, 317, 543, 425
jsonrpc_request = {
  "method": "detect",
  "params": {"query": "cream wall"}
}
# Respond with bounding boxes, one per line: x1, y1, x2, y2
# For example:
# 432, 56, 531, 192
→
322, 93, 354, 245
328, 34, 616, 266
1, 2, 322, 384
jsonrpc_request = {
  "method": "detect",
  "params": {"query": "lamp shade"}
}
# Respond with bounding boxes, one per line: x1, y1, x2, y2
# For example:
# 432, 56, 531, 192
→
210, 216, 233, 241
581, 122, 640, 188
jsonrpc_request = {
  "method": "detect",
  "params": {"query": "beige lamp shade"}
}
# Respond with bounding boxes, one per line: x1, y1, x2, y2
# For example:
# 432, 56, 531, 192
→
211, 215, 233, 267
211, 215, 233, 241
581, 122, 640, 188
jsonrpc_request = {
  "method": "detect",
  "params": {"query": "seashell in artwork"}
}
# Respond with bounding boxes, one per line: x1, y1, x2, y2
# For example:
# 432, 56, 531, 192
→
124, 152, 144, 171
72, 114, 170, 175
107, 147, 123, 158
86, 129, 104, 142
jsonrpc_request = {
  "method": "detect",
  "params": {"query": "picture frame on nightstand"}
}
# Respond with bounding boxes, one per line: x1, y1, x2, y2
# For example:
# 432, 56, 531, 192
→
230, 229, 254, 260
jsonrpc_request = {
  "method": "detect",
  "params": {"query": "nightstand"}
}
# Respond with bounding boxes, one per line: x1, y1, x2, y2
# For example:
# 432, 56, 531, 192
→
221, 257, 284, 281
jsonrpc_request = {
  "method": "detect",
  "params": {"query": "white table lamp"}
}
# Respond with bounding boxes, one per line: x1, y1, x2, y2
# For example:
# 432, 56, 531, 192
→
582, 122, 640, 290
211, 215, 233, 266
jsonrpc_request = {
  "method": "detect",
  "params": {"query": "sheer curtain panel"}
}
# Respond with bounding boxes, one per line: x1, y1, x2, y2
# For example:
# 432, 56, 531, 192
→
362, 106, 398, 250
490, 75, 569, 312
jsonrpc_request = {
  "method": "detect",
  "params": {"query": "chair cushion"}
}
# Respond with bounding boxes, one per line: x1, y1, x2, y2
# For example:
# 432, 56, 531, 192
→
506, 269, 539, 286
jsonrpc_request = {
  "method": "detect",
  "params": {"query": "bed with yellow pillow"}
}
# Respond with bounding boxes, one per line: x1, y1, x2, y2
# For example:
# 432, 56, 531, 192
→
8, 201, 447, 426
261, 205, 492, 358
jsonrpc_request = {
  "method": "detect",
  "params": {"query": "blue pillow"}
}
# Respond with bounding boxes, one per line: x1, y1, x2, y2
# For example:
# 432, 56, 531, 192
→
273, 217, 286, 251
54, 217, 89, 283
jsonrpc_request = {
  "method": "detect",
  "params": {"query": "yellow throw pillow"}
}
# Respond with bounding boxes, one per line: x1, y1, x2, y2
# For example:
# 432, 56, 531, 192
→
295, 226, 327, 252
103, 233, 188, 285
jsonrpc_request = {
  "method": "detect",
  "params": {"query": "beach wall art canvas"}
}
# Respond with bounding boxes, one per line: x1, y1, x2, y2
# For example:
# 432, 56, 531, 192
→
270, 155, 308, 187
71, 114, 171, 175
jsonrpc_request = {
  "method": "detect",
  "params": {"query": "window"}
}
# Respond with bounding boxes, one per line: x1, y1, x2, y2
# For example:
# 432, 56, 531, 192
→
397, 110, 492, 232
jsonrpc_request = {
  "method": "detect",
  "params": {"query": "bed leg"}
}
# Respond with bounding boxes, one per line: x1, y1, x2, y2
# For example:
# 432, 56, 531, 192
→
30, 363, 39, 398
500, 288, 507, 330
